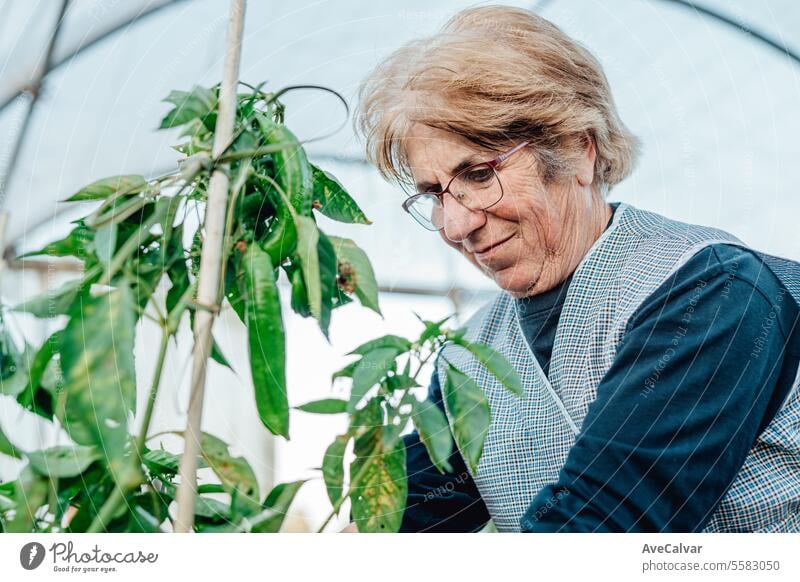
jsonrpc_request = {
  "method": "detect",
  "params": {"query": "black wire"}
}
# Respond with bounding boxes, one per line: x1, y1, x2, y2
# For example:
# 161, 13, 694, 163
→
0, 0, 188, 115
0, 0, 70, 212
652, 0, 800, 66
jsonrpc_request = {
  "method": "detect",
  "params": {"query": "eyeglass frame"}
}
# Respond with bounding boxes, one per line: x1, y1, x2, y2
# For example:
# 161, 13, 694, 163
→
401, 139, 532, 230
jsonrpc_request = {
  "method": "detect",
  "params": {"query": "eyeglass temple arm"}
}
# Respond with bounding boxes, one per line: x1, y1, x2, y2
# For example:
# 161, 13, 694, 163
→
494, 139, 531, 164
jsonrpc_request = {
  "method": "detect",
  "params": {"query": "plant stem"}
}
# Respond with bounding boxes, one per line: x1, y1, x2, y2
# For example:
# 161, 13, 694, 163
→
47, 389, 68, 530
98, 208, 164, 286
411, 345, 437, 382
87, 485, 127, 533
218, 160, 251, 298
217, 143, 293, 163
136, 325, 171, 456
174, 0, 247, 533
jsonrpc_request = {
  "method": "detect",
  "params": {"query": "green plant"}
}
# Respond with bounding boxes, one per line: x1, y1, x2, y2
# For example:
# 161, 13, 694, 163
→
0, 82, 520, 533
311, 313, 522, 533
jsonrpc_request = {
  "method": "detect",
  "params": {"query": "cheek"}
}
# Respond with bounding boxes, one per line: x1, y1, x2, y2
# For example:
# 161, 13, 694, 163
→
497, 179, 554, 250
493, 173, 546, 218
513, 181, 567, 253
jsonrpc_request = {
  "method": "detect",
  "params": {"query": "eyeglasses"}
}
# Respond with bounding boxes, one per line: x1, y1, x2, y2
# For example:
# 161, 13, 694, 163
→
401, 140, 531, 231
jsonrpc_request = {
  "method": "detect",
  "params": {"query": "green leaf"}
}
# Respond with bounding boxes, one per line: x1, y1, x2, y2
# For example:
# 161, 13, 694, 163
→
27, 332, 59, 387
252, 479, 305, 532
65, 175, 148, 202
0, 341, 34, 397
331, 359, 358, 382
58, 282, 137, 485
288, 264, 312, 318
100, 195, 171, 284
242, 244, 289, 438
160, 85, 218, 129
383, 372, 419, 393
295, 216, 321, 321
316, 231, 339, 339
190, 228, 202, 280
264, 479, 304, 510
6, 466, 49, 532
124, 503, 164, 533
259, 186, 298, 266
0, 493, 14, 514
197, 484, 226, 495
310, 164, 371, 224
349, 439, 406, 533
412, 399, 453, 473
199, 433, 261, 515
328, 236, 381, 315
193, 495, 231, 520
159, 194, 183, 262
349, 397, 384, 438
381, 405, 411, 451
0, 426, 21, 459
62, 468, 116, 532
0, 318, 18, 381
15, 334, 60, 420
11, 269, 100, 318
209, 337, 234, 373
15, 221, 94, 261
416, 312, 454, 344
27, 445, 99, 478
322, 435, 348, 506
452, 339, 523, 396
443, 365, 491, 474
223, 255, 246, 323
92, 222, 117, 267
295, 398, 347, 414
346, 334, 411, 357
142, 448, 181, 476
257, 117, 313, 216
348, 347, 398, 412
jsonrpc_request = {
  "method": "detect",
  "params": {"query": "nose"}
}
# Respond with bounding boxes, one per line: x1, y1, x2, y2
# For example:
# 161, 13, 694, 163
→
440, 192, 486, 243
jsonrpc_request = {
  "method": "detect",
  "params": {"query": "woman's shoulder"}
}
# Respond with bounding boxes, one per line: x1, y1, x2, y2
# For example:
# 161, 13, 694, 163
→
681, 243, 796, 304
629, 242, 800, 343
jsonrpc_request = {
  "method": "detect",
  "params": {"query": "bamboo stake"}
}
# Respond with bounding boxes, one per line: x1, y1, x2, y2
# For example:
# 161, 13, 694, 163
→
174, 0, 247, 533
0, 211, 7, 281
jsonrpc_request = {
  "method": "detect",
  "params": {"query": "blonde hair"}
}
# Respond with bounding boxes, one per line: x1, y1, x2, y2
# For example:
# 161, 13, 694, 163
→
355, 5, 640, 192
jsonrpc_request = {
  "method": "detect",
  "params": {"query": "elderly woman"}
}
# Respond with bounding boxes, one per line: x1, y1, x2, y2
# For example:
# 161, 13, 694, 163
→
353, 6, 800, 532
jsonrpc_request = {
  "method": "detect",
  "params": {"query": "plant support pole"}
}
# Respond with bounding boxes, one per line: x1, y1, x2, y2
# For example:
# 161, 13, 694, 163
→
174, 0, 247, 533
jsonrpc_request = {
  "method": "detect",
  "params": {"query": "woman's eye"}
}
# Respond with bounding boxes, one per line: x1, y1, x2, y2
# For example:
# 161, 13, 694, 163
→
463, 167, 493, 183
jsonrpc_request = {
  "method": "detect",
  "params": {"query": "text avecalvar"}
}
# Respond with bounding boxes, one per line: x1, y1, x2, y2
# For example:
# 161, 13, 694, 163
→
642, 544, 702, 554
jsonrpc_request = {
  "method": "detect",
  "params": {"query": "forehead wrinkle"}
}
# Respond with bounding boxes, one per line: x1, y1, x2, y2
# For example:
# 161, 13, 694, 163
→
414, 154, 481, 191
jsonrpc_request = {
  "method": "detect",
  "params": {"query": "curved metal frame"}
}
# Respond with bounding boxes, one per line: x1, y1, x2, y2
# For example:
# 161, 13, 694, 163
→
652, 0, 800, 66
2, 0, 799, 310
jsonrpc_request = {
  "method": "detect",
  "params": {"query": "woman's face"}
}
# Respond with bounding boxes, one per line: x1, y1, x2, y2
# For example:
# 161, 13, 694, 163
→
404, 123, 608, 298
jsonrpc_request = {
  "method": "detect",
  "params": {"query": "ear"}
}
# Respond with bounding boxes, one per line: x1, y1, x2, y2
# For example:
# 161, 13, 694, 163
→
576, 132, 597, 187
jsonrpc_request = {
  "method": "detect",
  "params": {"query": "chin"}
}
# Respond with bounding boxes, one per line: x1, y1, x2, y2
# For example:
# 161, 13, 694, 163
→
494, 273, 534, 296
491, 267, 538, 297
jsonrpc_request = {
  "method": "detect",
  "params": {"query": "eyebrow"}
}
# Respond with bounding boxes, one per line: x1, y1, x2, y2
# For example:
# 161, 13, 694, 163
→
415, 156, 480, 192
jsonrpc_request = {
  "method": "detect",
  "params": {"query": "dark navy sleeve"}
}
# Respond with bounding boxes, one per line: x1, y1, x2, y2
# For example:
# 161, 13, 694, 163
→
399, 356, 490, 532
520, 244, 800, 532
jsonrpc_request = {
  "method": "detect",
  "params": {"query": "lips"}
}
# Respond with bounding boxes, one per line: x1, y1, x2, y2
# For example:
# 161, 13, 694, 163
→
474, 234, 514, 256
